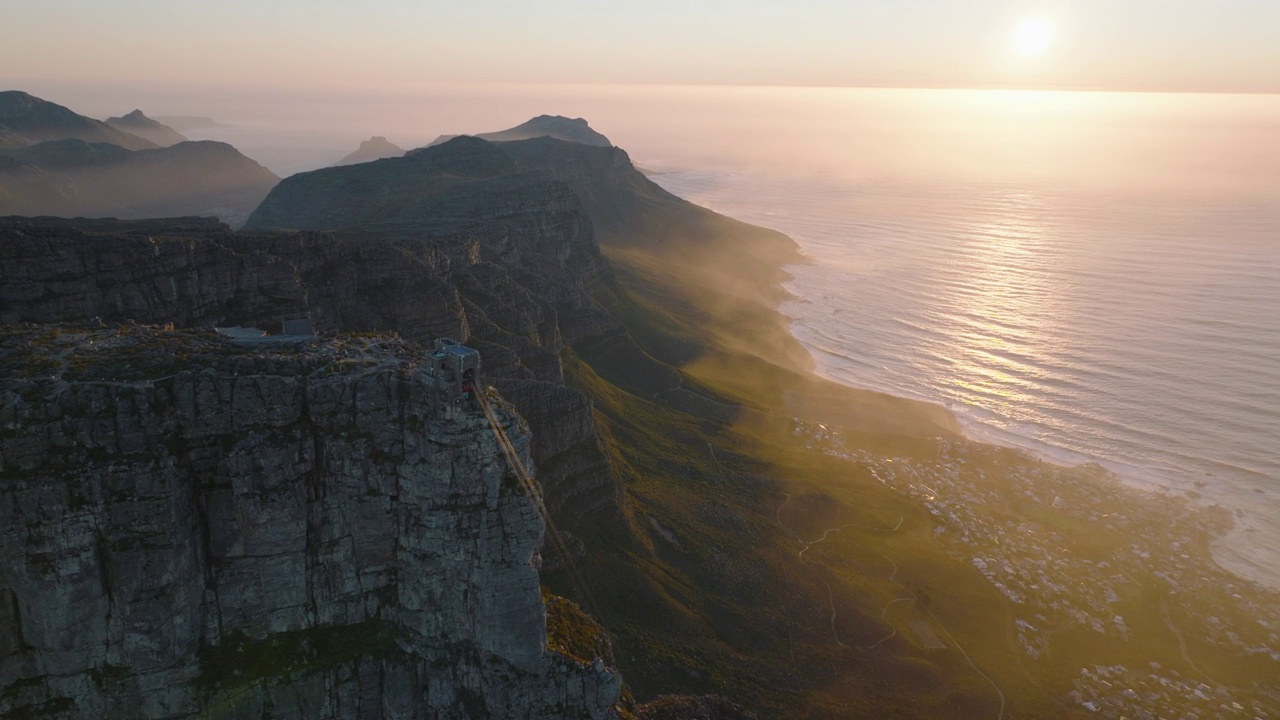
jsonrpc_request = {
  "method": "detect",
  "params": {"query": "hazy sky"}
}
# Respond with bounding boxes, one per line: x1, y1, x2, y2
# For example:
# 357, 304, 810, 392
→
3, 1, 1278, 95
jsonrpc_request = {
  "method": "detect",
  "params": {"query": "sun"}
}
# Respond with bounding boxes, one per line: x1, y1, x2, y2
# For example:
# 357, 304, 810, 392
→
1012, 17, 1053, 57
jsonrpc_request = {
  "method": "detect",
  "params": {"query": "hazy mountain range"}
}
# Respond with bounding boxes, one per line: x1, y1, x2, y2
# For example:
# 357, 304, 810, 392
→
0, 91, 277, 227
0, 91, 156, 151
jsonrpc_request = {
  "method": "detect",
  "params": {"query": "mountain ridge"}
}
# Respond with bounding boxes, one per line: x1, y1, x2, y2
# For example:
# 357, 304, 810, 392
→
0, 138, 279, 228
0, 90, 156, 151
104, 109, 188, 147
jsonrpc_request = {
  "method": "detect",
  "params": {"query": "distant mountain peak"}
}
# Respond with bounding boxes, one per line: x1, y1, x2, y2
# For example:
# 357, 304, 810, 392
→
105, 108, 187, 147
423, 115, 613, 150
332, 135, 405, 166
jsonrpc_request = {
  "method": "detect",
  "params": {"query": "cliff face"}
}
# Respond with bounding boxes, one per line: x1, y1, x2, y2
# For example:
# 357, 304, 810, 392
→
2, 210, 621, 533
0, 326, 620, 719
0, 218, 307, 329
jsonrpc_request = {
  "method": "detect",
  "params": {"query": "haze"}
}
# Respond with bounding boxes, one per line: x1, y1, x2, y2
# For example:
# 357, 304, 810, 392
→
6, 1, 1280, 97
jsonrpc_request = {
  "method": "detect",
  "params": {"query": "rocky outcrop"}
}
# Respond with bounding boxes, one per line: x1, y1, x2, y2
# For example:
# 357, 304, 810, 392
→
0, 139, 279, 228
0, 91, 157, 151
0, 326, 621, 719
104, 110, 189, 148
333, 136, 405, 166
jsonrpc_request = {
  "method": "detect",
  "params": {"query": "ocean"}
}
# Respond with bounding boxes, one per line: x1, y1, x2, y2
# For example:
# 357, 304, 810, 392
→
641, 89, 1280, 590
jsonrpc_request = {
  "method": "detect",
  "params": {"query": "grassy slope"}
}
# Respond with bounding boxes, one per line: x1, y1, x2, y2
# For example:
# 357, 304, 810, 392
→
539, 169, 1280, 718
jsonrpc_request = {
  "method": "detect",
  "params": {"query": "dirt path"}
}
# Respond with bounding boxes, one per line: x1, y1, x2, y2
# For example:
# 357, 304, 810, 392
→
929, 609, 1007, 720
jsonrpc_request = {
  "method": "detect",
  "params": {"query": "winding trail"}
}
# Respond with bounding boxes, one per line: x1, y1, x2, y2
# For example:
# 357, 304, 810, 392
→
929, 609, 1007, 720
854, 547, 915, 651
774, 490, 911, 650
774, 493, 849, 646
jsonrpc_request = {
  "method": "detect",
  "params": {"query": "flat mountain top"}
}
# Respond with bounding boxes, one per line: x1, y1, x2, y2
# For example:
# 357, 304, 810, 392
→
333, 135, 405, 166
0, 90, 156, 151
105, 109, 188, 147
425, 115, 612, 149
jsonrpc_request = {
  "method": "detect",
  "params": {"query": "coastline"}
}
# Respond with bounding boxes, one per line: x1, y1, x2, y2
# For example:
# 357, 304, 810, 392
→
774, 259, 1280, 593
643, 166, 1278, 594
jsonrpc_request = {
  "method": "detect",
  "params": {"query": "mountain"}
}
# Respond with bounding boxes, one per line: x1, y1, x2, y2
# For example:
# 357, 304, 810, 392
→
0, 125, 966, 719
104, 109, 188, 147
425, 114, 612, 148
7, 118, 1272, 719
0, 138, 279, 228
333, 135, 404, 166
0, 90, 156, 150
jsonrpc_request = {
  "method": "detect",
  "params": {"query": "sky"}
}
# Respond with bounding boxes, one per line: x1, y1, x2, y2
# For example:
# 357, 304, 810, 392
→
3, 0, 1279, 97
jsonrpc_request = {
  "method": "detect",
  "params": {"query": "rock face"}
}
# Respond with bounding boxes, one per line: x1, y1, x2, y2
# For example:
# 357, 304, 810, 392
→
0, 139, 280, 229
425, 115, 612, 150
104, 110, 189, 147
333, 136, 405, 166
2, 208, 622, 532
0, 326, 621, 719
0, 218, 306, 330
0, 91, 157, 151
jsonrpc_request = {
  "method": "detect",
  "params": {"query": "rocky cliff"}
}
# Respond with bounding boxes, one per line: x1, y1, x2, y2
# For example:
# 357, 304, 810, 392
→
0, 325, 621, 719
2, 204, 622, 534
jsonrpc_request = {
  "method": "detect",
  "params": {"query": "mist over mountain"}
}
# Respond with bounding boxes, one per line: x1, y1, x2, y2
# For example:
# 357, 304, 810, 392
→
425, 114, 612, 149
0, 92, 277, 227
104, 109, 188, 147
0, 91, 156, 151
0, 138, 278, 228
333, 135, 405, 166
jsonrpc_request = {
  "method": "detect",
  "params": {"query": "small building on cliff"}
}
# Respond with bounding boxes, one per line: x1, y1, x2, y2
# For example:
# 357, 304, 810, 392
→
428, 338, 480, 404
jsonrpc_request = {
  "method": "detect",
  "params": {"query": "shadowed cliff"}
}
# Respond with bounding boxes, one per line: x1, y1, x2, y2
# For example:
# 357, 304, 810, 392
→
0, 325, 621, 718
